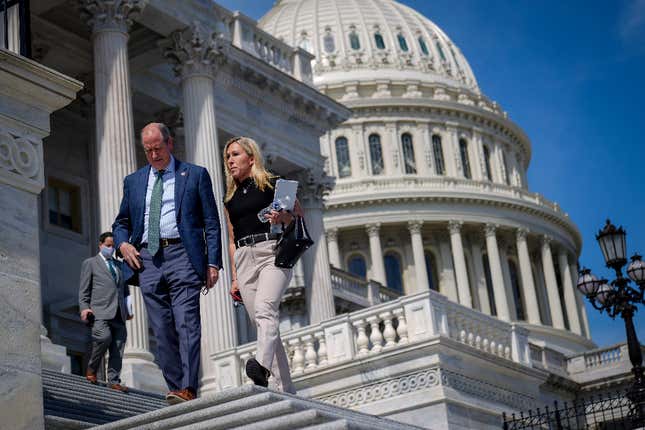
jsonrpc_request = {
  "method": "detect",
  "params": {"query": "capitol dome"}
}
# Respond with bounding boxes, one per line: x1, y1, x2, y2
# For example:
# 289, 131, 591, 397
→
260, 0, 479, 91
260, 0, 590, 351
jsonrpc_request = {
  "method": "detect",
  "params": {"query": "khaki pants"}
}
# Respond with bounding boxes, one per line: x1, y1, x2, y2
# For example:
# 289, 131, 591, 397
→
234, 240, 295, 393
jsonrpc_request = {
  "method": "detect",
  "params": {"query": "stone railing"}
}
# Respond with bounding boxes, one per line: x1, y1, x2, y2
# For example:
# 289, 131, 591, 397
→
229, 12, 314, 85
566, 343, 635, 376
529, 344, 568, 375
330, 266, 401, 308
210, 290, 531, 391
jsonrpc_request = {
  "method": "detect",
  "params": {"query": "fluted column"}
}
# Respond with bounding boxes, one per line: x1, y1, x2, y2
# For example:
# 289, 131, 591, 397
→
408, 221, 429, 293
448, 221, 472, 306
516, 228, 541, 324
540, 236, 565, 329
326, 228, 341, 268
470, 239, 491, 314
163, 23, 236, 393
298, 172, 336, 324
484, 224, 511, 321
558, 249, 582, 335
570, 262, 590, 338
81, 0, 145, 231
366, 223, 387, 285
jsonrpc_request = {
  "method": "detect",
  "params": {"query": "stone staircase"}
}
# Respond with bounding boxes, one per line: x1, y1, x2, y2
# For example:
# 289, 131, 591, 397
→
42, 370, 425, 430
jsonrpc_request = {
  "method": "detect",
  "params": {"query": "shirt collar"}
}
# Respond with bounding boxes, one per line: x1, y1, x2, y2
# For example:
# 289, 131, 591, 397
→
151, 155, 175, 176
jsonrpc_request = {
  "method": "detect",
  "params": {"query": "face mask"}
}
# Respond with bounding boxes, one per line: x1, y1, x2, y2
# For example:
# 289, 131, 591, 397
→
100, 246, 114, 259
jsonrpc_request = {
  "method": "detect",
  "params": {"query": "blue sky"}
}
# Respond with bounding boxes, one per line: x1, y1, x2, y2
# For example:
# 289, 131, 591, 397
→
216, 0, 645, 347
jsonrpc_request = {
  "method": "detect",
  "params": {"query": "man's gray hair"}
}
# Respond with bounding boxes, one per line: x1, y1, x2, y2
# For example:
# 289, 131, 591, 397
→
142, 122, 171, 143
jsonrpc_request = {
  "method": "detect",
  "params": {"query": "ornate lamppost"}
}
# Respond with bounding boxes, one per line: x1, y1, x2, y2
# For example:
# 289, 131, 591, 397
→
577, 220, 645, 416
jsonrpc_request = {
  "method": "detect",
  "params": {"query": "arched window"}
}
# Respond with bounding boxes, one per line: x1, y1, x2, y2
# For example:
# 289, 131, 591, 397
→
459, 138, 472, 179
508, 260, 525, 321
384, 252, 403, 293
502, 151, 511, 185
368, 134, 384, 175
482, 254, 497, 316
432, 134, 445, 175
374, 33, 386, 50
349, 32, 361, 50
397, 34, 409, 52
483, 145, 493, 181
348, 254, 367, 278
418, 37, 429, 56
436, 40, 447, 61
425, 251, 439, 291
335, 137, 351, 178
323, 33, 336, 53
401, 133, 416, 174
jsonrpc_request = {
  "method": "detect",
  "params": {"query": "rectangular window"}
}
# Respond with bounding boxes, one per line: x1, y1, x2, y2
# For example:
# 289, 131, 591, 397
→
48, 178, 82, 233
432, 135, 445, 175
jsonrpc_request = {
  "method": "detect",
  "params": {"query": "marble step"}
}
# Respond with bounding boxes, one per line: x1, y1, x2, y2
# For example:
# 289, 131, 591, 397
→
90, 385, 425, 430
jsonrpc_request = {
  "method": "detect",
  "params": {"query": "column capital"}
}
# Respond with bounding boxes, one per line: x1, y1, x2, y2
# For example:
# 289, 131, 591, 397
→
162, 22, 228, 80
80, 0, 146, 33
484, 223, 499, 237
448, 220, 463, 235
326, 228, 339, 242
407, 221, 423, 235
366, 223, 381, 237
516, 227, 529, 241
541, 235, 553, 247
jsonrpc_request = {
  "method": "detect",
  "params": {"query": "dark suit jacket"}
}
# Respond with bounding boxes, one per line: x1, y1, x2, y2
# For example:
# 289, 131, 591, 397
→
79, 254, 130, 321
112, 159, 222, 285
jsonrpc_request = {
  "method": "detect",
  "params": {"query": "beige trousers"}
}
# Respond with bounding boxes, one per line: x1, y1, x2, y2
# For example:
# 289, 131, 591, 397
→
234, 240, 295, 393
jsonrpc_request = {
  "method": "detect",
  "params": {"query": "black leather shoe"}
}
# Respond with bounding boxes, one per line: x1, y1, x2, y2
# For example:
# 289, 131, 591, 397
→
245, 358, 270, 387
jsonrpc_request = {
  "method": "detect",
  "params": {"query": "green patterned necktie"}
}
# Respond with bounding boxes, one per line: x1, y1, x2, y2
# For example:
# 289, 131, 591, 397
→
147, 169, 165, 256
107, 259, 118, 284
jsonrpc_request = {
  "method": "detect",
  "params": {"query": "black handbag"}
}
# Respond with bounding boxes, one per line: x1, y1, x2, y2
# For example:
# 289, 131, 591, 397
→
274, 215, 314, 268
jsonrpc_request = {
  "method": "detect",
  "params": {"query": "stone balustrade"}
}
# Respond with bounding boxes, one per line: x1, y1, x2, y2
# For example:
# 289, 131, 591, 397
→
566, 343, 635, 377
211, 290, 531, 391
230, 12, 314, 84
330, 266, 401, 308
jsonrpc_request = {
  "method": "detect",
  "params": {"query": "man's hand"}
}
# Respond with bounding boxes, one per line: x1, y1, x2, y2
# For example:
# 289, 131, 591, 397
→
120, 242, 141, 270
206, 266, 219, 290
127, 314, 134, 320
80, 309, 94, 322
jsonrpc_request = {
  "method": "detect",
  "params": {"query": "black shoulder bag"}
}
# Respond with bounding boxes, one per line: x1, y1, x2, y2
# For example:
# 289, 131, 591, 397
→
274, 214, 314, 268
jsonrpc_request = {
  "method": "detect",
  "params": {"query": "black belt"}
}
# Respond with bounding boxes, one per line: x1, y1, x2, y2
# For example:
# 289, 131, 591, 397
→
141, 238, 182, 248
236, 233, 281, 248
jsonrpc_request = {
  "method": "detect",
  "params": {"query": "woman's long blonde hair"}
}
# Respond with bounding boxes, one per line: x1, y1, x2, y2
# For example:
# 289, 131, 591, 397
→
223, 136, 275, 202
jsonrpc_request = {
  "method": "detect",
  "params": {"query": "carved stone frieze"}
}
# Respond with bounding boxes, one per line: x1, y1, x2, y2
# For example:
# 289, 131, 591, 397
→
0, 128, 43, 192
80, 0, 146, 33
316, 367, 535, 411
162, 22, 229, 80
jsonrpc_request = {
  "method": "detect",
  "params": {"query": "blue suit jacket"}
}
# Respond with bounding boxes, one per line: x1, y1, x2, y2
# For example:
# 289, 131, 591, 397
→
112, 159, 222, 285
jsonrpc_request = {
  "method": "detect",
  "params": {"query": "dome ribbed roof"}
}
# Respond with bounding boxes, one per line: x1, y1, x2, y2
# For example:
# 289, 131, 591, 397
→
259, 0, 479, 91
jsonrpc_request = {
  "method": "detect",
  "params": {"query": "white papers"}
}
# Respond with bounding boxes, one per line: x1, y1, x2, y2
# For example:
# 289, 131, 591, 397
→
273, 179, 298, 211
126, 295, 133, 317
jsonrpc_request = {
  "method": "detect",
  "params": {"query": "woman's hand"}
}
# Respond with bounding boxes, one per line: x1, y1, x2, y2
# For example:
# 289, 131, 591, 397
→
230, 279, 242, 302
264, 210, 294, 225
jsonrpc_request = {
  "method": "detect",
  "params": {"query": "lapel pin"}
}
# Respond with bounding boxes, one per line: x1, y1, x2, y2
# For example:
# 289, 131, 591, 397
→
181, 171, 186, 176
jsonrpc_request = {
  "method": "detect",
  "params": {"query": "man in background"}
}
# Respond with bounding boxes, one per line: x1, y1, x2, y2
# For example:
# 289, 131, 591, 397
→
79, 232, 132, 392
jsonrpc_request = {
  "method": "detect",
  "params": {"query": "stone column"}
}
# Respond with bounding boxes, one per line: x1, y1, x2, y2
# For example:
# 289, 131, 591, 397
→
408, 221, 430, 293
0, 49, 81, 430
163, 23, 237, 394
438, 238, 459, 302
540, 236, 565, 329
326, 228, 341, 268
448, 221, 472, 307
470, 239, 491, 314
366, 223, 387, 285
81, 0, 145, 231
484, 224, 511, 321
298, 172, 336, 324
516, 228, 541, 324
570, 262, 590, 338
558, 249, 582, 335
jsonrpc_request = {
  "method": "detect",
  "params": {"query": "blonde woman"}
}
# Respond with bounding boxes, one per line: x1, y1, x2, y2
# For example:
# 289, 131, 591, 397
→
223, 137, 300, 393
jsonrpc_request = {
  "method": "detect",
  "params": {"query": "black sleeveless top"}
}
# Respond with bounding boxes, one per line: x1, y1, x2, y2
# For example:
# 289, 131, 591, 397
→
225, 177, 277, 242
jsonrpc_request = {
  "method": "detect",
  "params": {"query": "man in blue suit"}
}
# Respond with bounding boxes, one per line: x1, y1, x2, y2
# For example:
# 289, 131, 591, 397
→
113, 122, 222, 404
